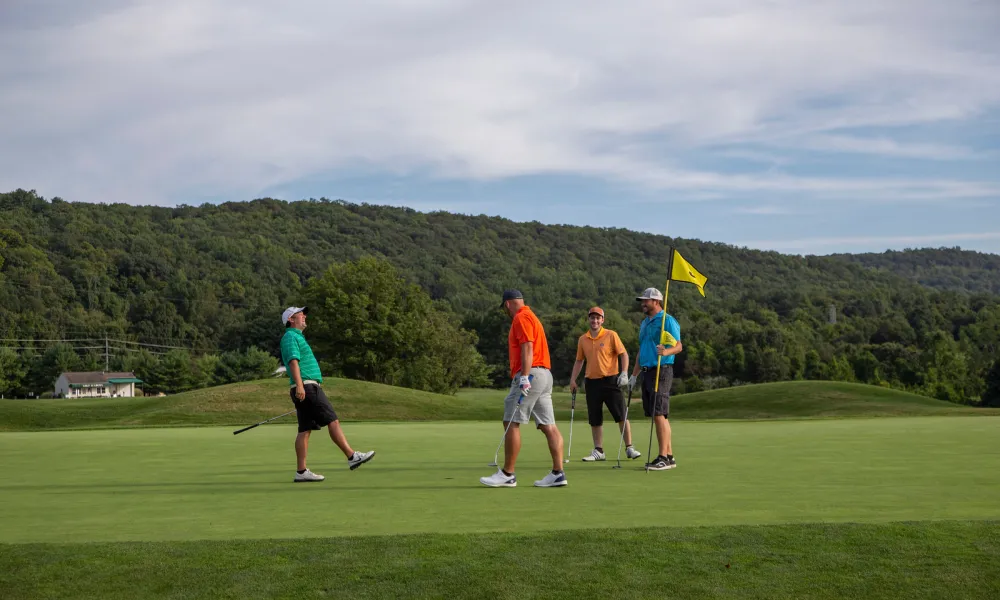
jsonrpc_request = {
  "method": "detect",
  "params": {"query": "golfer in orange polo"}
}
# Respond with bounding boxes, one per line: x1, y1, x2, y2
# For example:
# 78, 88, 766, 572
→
480, 290, 567, 488
568, 307, 639, 462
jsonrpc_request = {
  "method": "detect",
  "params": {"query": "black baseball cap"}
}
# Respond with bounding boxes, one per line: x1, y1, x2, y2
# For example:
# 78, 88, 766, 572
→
499, 289, 524, 307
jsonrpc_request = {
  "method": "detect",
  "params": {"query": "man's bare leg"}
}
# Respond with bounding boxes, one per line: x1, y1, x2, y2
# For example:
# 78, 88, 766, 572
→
540, 424, 565, 470
619, 419, 633, 446
503, 422, 521, 473
654, 416, 671, 457
591, 425, 603, 449
295, 431, 311, 471
326, 420, 354, 458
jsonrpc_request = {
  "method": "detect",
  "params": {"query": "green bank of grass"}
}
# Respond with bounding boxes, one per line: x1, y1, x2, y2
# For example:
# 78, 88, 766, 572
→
2, 419, 998, 544
3, 521, 998, 600
1, 379, 996, 431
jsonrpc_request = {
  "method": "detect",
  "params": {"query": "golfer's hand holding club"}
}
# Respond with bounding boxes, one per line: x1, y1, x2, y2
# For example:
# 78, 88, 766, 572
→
628, 374, 637, 391
518, 375, 532, 394
616, 372, 629, 388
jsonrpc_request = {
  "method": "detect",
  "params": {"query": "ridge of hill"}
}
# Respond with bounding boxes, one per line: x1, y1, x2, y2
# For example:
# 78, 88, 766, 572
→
0, 379, 994, 432
830, 248, 1000, 295
2, 189, 1000, 406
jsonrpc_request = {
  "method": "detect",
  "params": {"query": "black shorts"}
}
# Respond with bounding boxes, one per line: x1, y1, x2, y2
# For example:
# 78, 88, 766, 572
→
290, 384, 338, 433
585, 376, 625, 427
641, 365, 672, 418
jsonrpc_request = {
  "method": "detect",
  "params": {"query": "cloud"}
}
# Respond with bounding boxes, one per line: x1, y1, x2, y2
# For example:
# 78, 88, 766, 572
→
0, 0, 998, 206
734, 205, 793, 215
740, 231, 1000, 254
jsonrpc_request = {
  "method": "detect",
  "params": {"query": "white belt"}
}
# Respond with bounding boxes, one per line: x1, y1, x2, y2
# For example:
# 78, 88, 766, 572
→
292, 380, 321, 388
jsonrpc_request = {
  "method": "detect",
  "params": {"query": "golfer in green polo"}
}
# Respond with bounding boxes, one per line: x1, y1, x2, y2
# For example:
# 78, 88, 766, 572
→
280, 306, 375, 482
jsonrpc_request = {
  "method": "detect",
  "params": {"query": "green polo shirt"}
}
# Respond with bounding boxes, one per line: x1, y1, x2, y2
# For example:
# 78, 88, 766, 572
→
280, 328, 323, 385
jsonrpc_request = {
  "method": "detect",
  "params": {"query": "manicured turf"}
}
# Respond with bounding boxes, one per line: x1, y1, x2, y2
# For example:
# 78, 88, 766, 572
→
2, 418, 998, 544
3, 521, 998, 600
3, 385, 998, 598
1, 379, 994, 431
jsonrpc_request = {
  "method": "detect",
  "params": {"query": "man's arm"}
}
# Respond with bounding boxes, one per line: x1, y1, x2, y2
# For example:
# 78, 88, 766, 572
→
520, 341, 534, 377
619, 350, 629, 375
656, 318, 683, 358
289, 359, 305, 400
569, 359, 584, 392
656, 341, 683, 357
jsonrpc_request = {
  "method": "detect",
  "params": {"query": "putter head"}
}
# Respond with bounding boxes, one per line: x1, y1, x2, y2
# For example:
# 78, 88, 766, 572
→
563, 459, 569, 464
612, 464, 622, 469
488, 461, 498, 467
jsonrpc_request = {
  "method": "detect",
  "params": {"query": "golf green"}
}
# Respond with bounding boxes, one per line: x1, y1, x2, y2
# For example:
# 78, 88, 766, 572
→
2, 416, 998, 544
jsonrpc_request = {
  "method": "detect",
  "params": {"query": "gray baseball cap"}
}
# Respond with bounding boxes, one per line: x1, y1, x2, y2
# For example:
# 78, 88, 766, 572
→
500, 289, 524, 307
636, 288, 664, 301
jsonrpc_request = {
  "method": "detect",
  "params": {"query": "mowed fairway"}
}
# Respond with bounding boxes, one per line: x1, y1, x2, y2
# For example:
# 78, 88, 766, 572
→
2, 417, 999, 544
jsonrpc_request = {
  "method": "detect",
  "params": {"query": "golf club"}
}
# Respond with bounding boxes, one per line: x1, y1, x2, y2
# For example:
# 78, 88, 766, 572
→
612, 381, 634, 469
565, 390, 576, 463
488, 375, 532, 467
232, 410, 296, 435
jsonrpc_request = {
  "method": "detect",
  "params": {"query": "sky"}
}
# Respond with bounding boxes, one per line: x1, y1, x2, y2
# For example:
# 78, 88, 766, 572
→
1, 0, 998, 255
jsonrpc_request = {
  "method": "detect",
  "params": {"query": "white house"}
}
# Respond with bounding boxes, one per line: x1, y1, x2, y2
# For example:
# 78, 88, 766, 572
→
54, 372, 143, 399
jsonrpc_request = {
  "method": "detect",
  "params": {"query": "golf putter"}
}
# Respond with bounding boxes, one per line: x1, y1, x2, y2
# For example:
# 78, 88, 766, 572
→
612, 383, 634, 469
488, 375, 533, 467
565, 390, 576, 463
232, 410, 296, 435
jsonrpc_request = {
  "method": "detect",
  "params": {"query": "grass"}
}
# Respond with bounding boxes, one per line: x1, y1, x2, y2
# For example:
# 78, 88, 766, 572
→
4, 521, 998, 600
2, 418, 998, 543
2, 382, 999, 598
1, 379, 995, 431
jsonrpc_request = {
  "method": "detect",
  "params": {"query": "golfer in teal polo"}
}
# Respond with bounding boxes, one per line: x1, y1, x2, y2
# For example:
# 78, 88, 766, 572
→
280, 306, 374, 482
627, 288, 682, 471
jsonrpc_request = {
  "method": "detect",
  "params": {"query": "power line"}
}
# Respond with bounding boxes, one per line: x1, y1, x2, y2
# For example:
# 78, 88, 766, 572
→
0, 337, 191, 349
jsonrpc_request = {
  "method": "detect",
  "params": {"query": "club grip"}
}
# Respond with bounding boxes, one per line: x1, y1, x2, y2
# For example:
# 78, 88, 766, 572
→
571, 390, 576, 409
232, 423, 259, 435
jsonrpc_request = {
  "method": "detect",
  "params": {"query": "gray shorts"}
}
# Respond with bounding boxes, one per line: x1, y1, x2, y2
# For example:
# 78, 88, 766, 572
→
503, 367, 555, 427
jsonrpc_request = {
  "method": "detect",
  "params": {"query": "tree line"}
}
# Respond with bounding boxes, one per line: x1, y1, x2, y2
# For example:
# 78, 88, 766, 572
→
1, 189, 999, 405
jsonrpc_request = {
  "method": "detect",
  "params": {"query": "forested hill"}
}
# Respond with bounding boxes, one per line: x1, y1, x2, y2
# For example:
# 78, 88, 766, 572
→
2, 188, 999, 405
829, 248, 1000, 295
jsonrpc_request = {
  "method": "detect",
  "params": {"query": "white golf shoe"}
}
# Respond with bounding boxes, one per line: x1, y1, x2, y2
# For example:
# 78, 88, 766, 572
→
581, 449, 606, 462
293, 469, 325, 482
533, 471, 568, 487
480, 469, 517, 487
348, 450, 375, 470
625, 446, 642, 460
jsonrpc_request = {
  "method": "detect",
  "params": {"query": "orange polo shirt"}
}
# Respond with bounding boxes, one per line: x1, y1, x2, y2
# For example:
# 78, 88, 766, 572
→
575, 327, 626, 379
508, 306, 551, 378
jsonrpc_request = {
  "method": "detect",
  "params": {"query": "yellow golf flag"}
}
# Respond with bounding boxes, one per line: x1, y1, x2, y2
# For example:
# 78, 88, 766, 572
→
670, 250, 707, 296
660, 331, 678, 347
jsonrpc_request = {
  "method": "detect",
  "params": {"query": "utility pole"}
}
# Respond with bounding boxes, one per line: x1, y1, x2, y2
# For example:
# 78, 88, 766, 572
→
105, 334, 109, 371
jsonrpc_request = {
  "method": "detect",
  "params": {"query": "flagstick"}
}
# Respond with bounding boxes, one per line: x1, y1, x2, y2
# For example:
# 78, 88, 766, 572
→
647, 248, 674, 472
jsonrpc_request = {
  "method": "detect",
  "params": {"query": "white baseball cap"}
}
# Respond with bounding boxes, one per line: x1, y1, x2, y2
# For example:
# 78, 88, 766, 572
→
281, 306, 308, 325
636, 288, 664, 301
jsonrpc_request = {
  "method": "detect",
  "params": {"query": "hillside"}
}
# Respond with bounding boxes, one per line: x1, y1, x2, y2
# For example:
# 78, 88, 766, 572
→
831, 248, 1000, 295
2, 189, 1000, 405
0, 379, 994, 432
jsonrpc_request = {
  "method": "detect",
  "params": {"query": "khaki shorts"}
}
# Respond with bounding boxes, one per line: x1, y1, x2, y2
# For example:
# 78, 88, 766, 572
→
503, 367, 555, 427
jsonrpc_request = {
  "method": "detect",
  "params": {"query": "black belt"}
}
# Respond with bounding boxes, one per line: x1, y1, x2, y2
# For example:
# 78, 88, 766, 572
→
640, 365, 672, 372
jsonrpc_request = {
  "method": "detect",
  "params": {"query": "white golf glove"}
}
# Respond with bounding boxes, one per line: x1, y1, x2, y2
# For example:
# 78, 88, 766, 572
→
617, 372, 629, 388
628, 374, 637, 390
518, 375, 532, 394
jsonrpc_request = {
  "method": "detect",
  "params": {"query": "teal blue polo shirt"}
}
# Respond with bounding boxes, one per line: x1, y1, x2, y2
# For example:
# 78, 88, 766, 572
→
638, 311, 681, 368
280, 328, 323, 385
